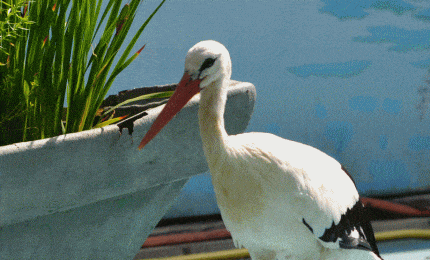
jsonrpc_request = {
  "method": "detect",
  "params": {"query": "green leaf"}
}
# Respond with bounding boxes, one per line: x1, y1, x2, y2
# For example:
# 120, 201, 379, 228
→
102, 91, 174, 117
93, 114, 128, 129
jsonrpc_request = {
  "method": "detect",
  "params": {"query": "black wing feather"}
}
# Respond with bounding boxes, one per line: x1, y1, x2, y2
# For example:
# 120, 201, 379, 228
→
319, 202, 379, 254
302, 166, 383, 259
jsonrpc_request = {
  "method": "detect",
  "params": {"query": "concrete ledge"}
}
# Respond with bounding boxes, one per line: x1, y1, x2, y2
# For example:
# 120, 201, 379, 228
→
0, 80, 256, 260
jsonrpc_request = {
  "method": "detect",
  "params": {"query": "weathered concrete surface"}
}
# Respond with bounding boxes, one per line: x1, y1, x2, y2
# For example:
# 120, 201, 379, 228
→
0, 80, 256, 260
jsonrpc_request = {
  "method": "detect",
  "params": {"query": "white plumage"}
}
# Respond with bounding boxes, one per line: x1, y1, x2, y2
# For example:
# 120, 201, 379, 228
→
139, 40, 383, 260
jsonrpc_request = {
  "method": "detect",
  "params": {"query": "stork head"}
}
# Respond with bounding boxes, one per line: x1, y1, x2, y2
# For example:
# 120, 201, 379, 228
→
138, 40, 231, 149
184, 40, 232, 90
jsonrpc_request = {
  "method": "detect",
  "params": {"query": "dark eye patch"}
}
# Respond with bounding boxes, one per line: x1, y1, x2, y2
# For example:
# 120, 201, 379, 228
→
199, 58, 217, 73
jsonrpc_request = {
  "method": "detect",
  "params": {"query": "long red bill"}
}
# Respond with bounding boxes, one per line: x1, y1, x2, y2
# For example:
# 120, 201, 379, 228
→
138, 72, 201, 150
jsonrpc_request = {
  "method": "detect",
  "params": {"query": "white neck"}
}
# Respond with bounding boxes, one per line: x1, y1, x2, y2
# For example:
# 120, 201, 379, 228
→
198, 78, 229, 168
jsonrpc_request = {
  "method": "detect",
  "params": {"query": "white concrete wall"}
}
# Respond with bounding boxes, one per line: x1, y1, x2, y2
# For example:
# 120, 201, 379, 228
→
0, 81, 255, 259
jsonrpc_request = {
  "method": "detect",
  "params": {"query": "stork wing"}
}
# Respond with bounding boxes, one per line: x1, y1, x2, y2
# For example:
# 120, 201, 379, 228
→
231, 132, 380, 257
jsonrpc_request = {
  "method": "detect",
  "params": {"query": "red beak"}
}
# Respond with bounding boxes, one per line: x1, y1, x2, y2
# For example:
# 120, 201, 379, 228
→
138, 72, 202, 150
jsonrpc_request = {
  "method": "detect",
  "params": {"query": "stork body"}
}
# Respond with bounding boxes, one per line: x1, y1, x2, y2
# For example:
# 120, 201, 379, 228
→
139, 40, 382, 260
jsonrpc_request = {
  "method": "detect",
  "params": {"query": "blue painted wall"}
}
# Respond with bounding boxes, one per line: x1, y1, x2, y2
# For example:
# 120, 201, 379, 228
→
106, 0, 430, 218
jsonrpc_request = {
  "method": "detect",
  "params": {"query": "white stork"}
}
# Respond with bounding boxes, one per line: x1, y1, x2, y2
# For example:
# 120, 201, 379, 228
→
138, 40, 383, 260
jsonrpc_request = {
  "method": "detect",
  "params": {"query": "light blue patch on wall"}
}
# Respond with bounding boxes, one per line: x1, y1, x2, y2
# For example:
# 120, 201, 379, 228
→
370, 0, 415, 15
324, 121, 354, 154
348, 96, 379, 112
319, 0, 415, 19
408, 135, 430, 151
314, 104, 328, 119
410, 59, 430, 69
287, 60, 372, 79
382, 98, 402, 114
415, 8, 430, 22
319, 0, 370, 19
379, 134, 388, 150
366, 159, 410, 191
354, 25, 430, 52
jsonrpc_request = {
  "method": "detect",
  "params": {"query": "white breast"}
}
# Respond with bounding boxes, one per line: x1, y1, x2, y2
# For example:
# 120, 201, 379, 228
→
208, 132, 359, 258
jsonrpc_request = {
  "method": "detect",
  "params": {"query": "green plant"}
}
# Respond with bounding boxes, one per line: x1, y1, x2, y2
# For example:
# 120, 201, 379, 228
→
93, 90, 174, 129
0, 0, 34, 145
0, 0, 167, 146
0, 0, 33, 57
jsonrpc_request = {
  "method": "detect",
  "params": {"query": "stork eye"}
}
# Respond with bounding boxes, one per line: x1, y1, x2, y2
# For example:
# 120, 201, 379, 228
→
199, 58, 216, 72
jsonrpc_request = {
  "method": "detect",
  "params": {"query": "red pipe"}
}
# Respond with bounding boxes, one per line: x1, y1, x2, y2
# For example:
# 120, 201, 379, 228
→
142, 197, 430, 248
361, 197, 430, 217
142, 228, 231, 248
